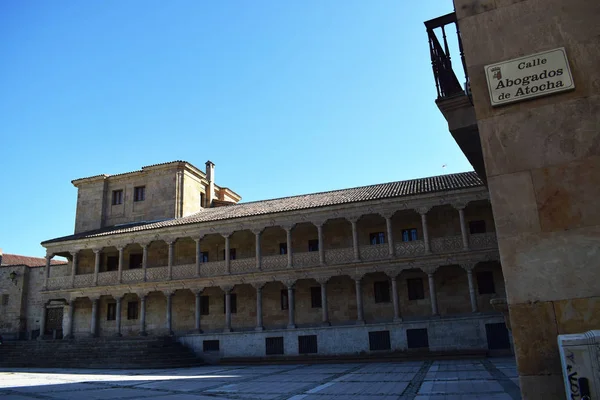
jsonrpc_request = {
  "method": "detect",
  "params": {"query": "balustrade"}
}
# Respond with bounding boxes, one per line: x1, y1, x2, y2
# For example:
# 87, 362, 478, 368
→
325, 248, 354, 265
200, 260, 227, 277
261, 254, 287, 271
97, 271, 118, 286
469, 232, 497, 250
430, 235, 463, 253
146, 267, 168, 282
172, 264, 196, 279
359, 243, 388, 261
47, 276, 71, 290
394, 240, 426, 257
292, 251, 320, 268
73, 274, 94, 288
230, 258, 256, 274
122, 269, 144, 283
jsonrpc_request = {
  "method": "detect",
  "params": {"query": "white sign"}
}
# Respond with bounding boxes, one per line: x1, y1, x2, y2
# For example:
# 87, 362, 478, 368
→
484, 47, 575, 106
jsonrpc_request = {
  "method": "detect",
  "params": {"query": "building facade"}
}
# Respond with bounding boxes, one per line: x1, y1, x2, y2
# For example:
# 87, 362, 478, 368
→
13, 160, 510, 359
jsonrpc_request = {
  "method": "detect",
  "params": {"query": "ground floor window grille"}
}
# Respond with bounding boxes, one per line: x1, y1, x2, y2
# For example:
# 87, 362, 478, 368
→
266, 337, 284, 355
298, 335, 318, 354
369, 330, 391, 351
407, 328, 429, 349
203, 340, 220, 352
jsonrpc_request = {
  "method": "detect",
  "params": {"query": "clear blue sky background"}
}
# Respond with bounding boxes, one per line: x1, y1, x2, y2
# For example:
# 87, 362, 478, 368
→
0, 1, 468, 258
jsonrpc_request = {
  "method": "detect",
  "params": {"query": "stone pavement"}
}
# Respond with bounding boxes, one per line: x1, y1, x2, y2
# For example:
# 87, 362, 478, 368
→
0, 357, 521, 400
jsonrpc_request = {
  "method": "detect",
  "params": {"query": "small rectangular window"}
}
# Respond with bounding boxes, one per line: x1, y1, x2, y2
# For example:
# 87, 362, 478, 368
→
107, 303, 116, 321
200, 192, 206, 208
469, 220, 486, 234
369, 330, 391, 351
222, 249, 236, 260
200, 295, 210, 315
203, 340, 220, 352
374, 281, 391, 303
308, 239, 319, 252
106, 255, 118, 272
402, 228, 418, 242
266, 337, 284, 355
133, 186, 145, 202
279, 243, 287, 255
112, 190, 123, 205
281, 289, 289, 310
477, 271, 496, 294
1, 294, 9, 306
223, 293, 237, 314
298, 335, 318, 354
129, 254, 143, 269
369, 232, 385, 245
201, 251, 209, 263
127, 301, 139, 320
407, 328, 429, 349
407, 278, 425, 300
310, 287, 322, 308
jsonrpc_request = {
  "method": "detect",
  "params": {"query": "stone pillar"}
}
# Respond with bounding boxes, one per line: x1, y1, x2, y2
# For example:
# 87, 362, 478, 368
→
465, 265, 478, 312
195, 237, 203, 277
390, 274, 401, 321
90, 298, 99, 337
224, 234, 231, 274
287, 282, 296, 329
350, 218, 360, 262
38, 302, 47, 340
194, 289, 204, 333
318, 278, 330, 326
457, 206, 469, 250
254, 283, 264, 331
167, 240, 175, 280
93, 249, 101, 286
354, 277, 364, 324
115, 296, 123, 337
142, 243, 149, 281
64, 300, 75, 339
285, 227, 293, 268
70, 251, 78, 287
253, 229, 262, 271
223, 286, 232, 332
316, 223, 325, 266
427, 271, 438, 316
165, 291, 173, 335
385, 215, 395, 258
417, 208, 431, 254
139, 294, 147, 336
44, 254, 52, 290
117, 246, 124, 283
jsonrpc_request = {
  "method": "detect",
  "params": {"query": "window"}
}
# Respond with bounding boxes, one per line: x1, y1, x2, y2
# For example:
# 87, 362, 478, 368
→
279, 243, 287, 255
477, 271, 496, 294
369, 330, 391, 351
203, 340, 219, 352
127, 301, 139, 320
106, 255, 118, 272
107, 303, 116, 321
1, 294, 8, 306
221, 248, 236, 260
201, 251, 209, 263
200, 192, 206, 208
280, 289, 289, 310
308, 239, 319, 252
200, 295, 210, 315
310, 287, 322, 308
223, 293, 237, 313
402, 228, 418, 242
133, 186, 145, 202
374, 281, 391, 303
469, 220, 486, 234
370, 232, 385, 245
129, 254, 142, 269
407, 278, 425, 300
266, 337, 284, 355
112, 190, 123, 205
298, 335, 318, 354
407, 328, 429, 349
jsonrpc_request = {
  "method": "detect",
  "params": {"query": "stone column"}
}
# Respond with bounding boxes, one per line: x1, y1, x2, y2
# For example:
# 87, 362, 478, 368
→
93, 249, 101, 286
117, 246, 124, 283
90, 298, 99, 337
64, 300, 75, 339
165, 291, 173, 335
254, 283, 264, 331
456, 205, 469, 250
464, 264, 478, 312
142, 243, 149, 281
139, 294, 147, 336
38, 302, 47, 340
287, 282, 296, 329
427, 271, 438, 316
167, 240, 175, 280
70, 251, 78, 287
316, 223, 325, 265
417, 208, 431, 254
44, 254, 53, 290
194, 289, 204, 333
384, 215, 395, 258
318, 278, 330, 326
223, 286, 232, 332
253, 229, 262, 271
195, 237, 203, 277
115, 296, 123, 337
350, 218, 360, 262
389, 273, 401, 321
285, 226, 293, 268
223, 234, 231, 274
354, 277, 365, 324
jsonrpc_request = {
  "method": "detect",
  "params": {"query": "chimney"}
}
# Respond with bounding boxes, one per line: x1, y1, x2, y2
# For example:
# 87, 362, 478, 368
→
205, 160, 215, 207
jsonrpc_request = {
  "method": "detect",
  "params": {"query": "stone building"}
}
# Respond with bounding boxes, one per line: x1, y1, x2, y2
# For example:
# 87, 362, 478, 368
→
29, 160, 510, 359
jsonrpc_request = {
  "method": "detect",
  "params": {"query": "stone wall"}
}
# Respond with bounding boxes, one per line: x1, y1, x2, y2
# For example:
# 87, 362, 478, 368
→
0, 265, 27, 339
453, 0, 600, 397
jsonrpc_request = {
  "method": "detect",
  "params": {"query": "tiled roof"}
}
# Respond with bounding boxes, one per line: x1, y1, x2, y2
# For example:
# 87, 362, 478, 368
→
72, 160, 189, 183
1, 254, 67, 267
43, 171, 484, 245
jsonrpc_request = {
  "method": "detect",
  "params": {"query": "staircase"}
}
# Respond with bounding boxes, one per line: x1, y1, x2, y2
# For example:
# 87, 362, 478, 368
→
0, 336, 203, 369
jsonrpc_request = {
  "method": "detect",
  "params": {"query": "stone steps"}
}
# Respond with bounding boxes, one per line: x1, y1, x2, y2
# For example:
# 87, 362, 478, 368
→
0, 336, 203, 369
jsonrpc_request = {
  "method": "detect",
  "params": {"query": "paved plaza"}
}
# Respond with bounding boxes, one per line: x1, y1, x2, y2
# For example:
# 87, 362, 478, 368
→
0, 358, 521, 400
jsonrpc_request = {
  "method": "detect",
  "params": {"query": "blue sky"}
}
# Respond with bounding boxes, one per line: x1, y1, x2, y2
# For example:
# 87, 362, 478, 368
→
0, 1, 467, 258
